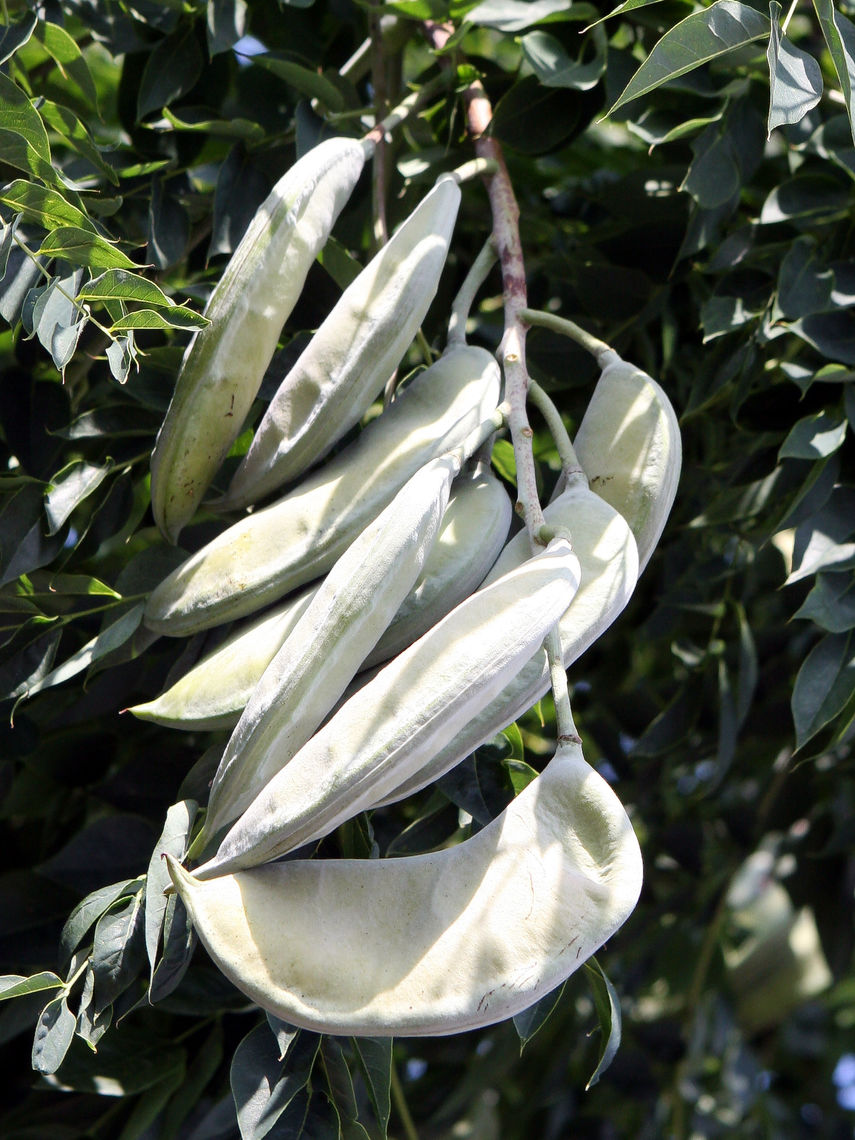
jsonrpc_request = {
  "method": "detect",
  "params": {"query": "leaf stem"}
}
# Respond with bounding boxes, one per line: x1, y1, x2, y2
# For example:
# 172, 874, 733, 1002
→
519, 306, 615, 365
527, 380, 585, 485
447, 236, 497, 346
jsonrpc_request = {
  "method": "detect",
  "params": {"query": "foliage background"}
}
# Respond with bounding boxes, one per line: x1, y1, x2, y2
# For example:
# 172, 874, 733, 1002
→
1, 0, 855, 1136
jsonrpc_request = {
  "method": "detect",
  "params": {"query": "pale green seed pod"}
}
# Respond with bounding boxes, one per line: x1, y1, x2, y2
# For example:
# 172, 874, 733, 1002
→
150, 136, 369, 545
572, 350, 681, 572
198, 453, 462, 847
143, 344, 502, 638
363, 459, 512, 668
130, 460, 511, 731
376, 482, 639, 807
222, 175, 462, 509
166, 736, 642, 1037
192, 537, 581, 879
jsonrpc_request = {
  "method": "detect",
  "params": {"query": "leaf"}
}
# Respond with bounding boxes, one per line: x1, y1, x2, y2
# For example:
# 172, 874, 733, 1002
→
60, 879, 143, 961
0, 72, 61, 186
785, 311, 855, 364
91, 888, 146, 1013
0, 971, 63, 1001
37, 99, 120, 185
145, 800, 197, 977
247, 53, 347, 111
779, 411, 847, 459
30, 268, 87, 375
0, 483, 66, 587
0, 8, 38, 64
18, 601, 145, 700
793, 572, 855, 632
76, 268, 177, 308
813, 0, 855, 146
147, 177, 189, 270
34, 19, 99, 108
584, 0, 664, 30
776, 237, 835, 319
513, 982, 567, 1047
38, 227, 138, 271
465, 0, 573, 33
584, 958, 622, 1088
519, 29, 606, 90
137, 23, 205, 119
148, 893, 196, 1005
787, 487, 855, 584
207, 0, 249, 56
156, 105, 266, 142
108, 307, 208, 332
0, 180, 96, 233
608, 1, 771, 116
230, 1022, 320, 1140
792, 630, 855, 748
766, 1, 822, 136
44, 459, 113, 535
351, 1038, 392, 1136
31, 994, 76, 1075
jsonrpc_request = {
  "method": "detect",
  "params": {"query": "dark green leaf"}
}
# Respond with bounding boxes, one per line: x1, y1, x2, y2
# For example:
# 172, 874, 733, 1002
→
38, 99, 120, 185
247, 53, 347, 112
766, 1, 822, 136
513, 982, 566, 1047
813, 0, 855, 145
519, 28, 606, 90
145, 799, 197, 977
785, 311, 855, 363
0, 8, 38, 64
137, 24, 205, 119
792, 630, 855, 748
31, 994, 76, 1075
230, 1022, 320, 1140
19, 601, 145, 699
60, 879, 143, 961
779, 410, 847, 459
91, 888, 146, 1012
793, 572, 855, 632
584, 958, 622, 1088
207, 0, 248, 56
148, 893, 196, 1004
44, 459, 113, 535
776, 237, 835, 318
0, 72, 60, 185
466, 0, 573, 32
34, 19, 99, 108
760, 173, 850, 223
351, 1037, 392, 1135
608, 1, 770, 115
157, 105, 266, 142
787, 486, 855, 583
77, 268, 179, 308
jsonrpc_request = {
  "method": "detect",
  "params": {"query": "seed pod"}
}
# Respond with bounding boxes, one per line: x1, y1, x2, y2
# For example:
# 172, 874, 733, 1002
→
143, 344, 502, 638
150, 137, 368, 544
198, 454, 461, 847
363, 459, 512, 668
130, 460, 511, 731
192, 538, 581, 879
222, 175, 462, 510
376, 482, 639, 807
572, 350, 681, 572
166, 736, 642, 1036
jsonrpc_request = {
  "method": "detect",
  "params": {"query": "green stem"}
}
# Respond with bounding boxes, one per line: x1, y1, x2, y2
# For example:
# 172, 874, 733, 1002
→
527, 380, 586, 485
365, 70, 452, 150
519, 306, 614, 365
391, 1057, 420, 1140
450, 156, 499, 185
447, 236, 497, 346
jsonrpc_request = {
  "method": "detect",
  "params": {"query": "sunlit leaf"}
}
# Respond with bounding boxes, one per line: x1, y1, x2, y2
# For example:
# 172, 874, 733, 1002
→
608, 1, 771, 115
766, 1, 822, 136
